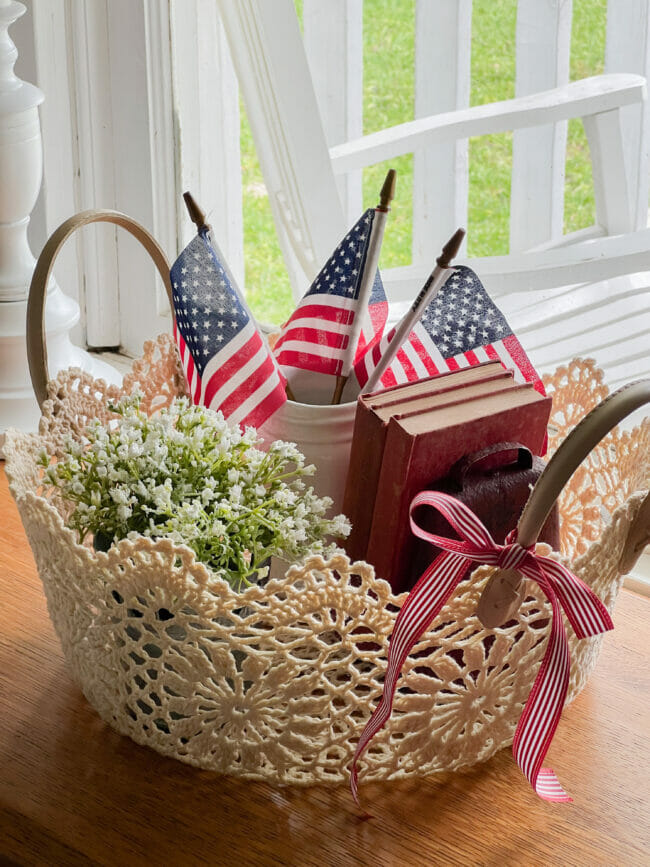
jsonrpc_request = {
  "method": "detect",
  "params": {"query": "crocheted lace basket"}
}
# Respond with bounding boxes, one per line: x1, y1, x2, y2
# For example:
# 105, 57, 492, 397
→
6, 211, 650, 786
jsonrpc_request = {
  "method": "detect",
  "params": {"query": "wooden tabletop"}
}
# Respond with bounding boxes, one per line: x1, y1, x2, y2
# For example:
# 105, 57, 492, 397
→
1, 465, 649, 866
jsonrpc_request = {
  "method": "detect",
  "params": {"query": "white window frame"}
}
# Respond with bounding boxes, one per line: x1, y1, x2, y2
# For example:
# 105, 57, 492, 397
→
24, 0, 243, 359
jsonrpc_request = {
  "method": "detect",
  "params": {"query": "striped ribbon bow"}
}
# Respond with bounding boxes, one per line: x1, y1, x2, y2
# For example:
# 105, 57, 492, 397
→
350, 491, 614, 805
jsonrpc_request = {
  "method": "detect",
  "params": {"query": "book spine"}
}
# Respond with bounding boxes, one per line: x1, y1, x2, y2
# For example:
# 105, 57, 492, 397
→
342, 401, 386, 562
365, 419, 417, 590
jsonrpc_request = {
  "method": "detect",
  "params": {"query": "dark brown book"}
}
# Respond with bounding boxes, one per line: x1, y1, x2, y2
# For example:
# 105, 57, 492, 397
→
342, 362, 510, 561
366, 385, 552, 591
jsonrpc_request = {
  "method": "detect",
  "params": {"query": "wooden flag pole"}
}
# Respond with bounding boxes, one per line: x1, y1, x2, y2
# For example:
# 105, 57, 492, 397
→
331, 169, 396, 405
182, 191, 296, 402
361, 227, 465, 395
183, 190, 210, 233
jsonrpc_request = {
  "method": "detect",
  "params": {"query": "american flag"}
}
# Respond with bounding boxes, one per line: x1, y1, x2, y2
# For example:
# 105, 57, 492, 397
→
273, 209, 388, 385
170, 229, 287, 429
355, 265, 544, 394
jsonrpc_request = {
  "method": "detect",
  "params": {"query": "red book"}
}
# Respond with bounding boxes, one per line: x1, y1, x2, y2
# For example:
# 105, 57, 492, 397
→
342, 362, 510, 561
366, 384, 552, 591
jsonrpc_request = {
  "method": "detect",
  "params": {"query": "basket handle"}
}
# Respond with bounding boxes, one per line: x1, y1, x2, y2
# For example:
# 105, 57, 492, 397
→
518, 378, 650, 548
27, 209, 173, 409
478, 379, 650, 627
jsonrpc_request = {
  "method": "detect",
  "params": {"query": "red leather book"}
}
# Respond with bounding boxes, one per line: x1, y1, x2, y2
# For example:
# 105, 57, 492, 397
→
366, 384, 552, 591
342, 361, 509, 561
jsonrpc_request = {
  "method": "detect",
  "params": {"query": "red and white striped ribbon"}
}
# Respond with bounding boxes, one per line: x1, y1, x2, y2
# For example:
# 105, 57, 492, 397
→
350, 491, 614, 805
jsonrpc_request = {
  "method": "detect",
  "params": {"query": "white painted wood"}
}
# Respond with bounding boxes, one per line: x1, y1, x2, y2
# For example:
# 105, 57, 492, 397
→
606, 0, 650, 230
0, 4, 42, 305
21, 0, 81, 341
380, 226, 650, 301
495, 273, 650, 391
17, 0, 649, 404
22, 0, 244, 359
224, 0, 650, 415
27, 1, 176, 358
170, 0, 244, 288
0, 0, 49, 435
510, 0, 572, 252
67, 0, 243, 358
144, 0, 178, 319
67, 0, 120, 347
583, 107, 635, 234
216, 0, 345, 299
105, 0, 180, 357
0, 0, 118, 440
330, 74, 646, 174
525, 224, 606, 252
530, 309, 649, 368
10, 0, 45, 254
413, 0, 471, 262
303, 0, 362, 227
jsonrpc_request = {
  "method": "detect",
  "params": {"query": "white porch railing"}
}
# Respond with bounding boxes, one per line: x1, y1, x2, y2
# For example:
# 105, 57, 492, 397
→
17, 0, 650, 355
302, 0, 650, 259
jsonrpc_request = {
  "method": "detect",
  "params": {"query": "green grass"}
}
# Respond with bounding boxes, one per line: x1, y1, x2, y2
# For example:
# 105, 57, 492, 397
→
361, 0, 415, 270
240, 0, 607, 324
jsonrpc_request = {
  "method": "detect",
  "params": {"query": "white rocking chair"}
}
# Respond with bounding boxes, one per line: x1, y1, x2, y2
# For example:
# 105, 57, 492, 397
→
217, 0, 650, 388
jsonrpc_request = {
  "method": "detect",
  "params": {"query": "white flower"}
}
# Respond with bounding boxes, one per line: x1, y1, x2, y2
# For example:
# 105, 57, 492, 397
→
151, 483, 172, 509
201, 487, 215, 506
43, 391, 350, 590
330, 514, 352, 536
109, 487, 130, 506
211, 520, 226, 538
269, 440, 299, 460
274, 489, 296, 507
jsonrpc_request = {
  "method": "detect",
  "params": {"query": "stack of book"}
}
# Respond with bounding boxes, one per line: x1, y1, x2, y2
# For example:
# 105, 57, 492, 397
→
342, 361, 552, 592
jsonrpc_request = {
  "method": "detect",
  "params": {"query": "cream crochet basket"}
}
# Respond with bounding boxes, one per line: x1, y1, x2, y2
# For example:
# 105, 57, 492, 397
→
5, 211, 650, 786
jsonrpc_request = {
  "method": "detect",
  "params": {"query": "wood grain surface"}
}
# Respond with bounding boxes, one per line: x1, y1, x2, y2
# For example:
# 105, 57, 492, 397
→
1, 465, 648, 866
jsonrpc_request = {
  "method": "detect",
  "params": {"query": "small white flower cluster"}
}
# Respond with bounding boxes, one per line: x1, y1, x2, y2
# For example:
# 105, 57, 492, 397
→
41, 394, 350, 590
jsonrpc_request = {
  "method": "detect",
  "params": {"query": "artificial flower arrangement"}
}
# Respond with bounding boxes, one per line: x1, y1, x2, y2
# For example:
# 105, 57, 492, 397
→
40, 393, 350, 590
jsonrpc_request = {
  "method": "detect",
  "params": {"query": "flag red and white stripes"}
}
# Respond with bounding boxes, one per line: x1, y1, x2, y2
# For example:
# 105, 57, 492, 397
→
354, 266, 545, 395
274, 209, 388, 385
170, 229, 286, 429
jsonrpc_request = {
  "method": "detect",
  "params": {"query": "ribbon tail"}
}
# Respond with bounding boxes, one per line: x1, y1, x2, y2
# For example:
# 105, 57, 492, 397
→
512, 568, 572, 802
537, 555, 614, 638
535, 768, 572, 803
350, 551, 468, 806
